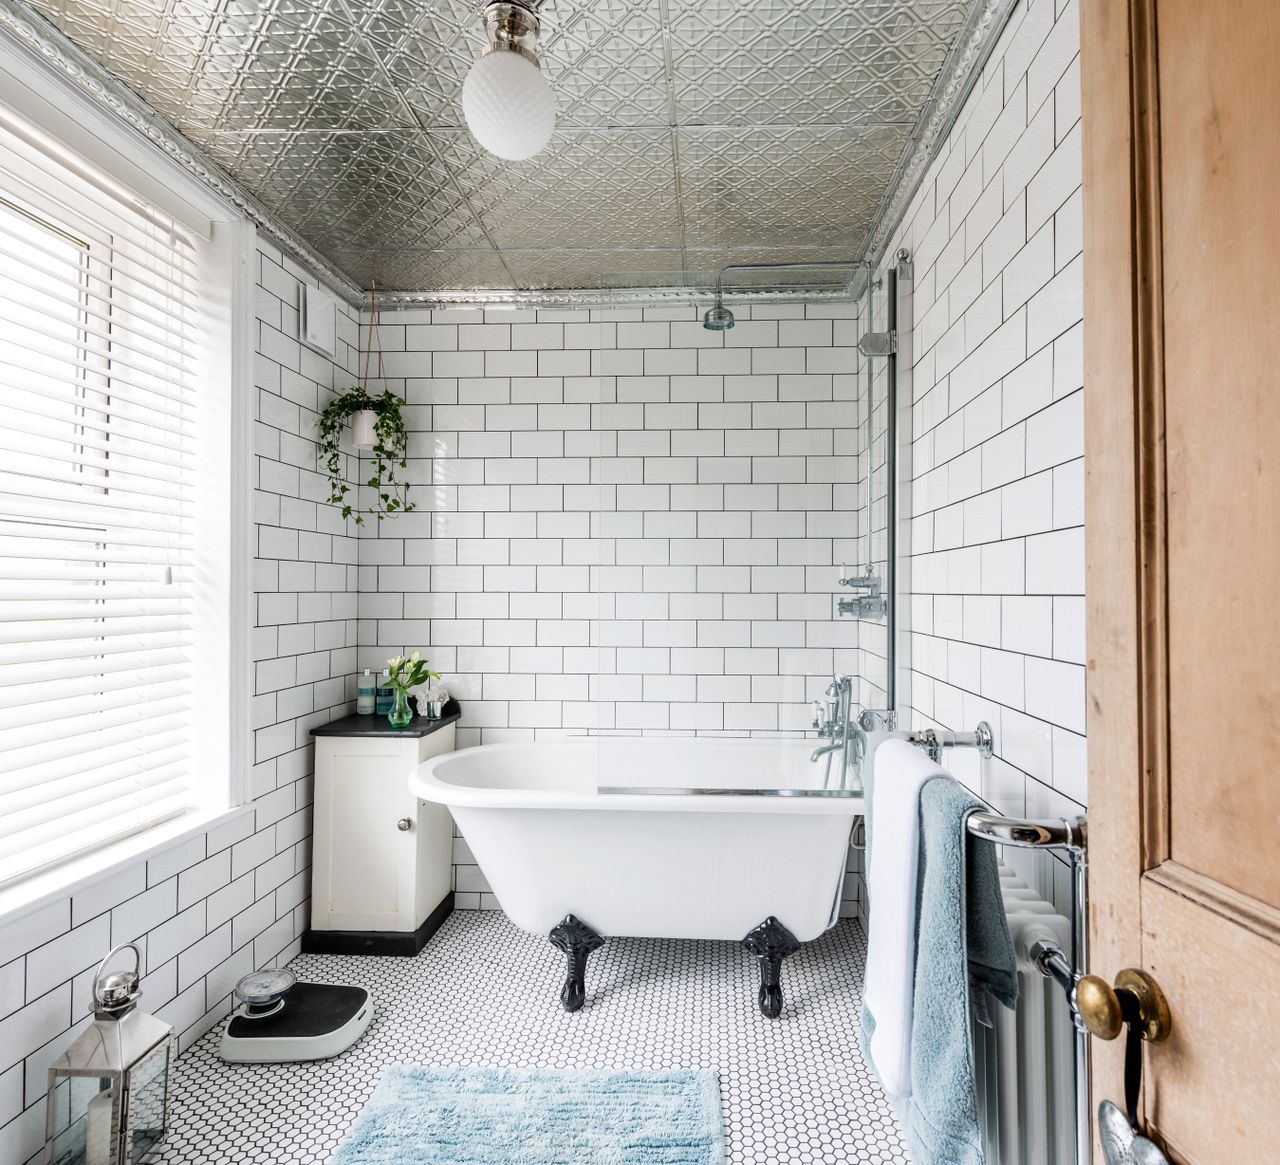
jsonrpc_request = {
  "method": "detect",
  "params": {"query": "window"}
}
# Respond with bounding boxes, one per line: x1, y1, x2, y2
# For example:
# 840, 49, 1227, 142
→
0, 101, 244, 889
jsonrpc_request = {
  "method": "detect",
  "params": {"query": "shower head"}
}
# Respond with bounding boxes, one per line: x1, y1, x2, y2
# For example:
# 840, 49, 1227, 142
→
703, 299, 735, 331
703, 258, 869, 332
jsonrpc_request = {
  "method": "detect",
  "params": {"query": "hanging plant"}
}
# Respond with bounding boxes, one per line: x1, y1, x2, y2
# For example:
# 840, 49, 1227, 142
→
317, 387, 413, 524
316, 285, 415, 525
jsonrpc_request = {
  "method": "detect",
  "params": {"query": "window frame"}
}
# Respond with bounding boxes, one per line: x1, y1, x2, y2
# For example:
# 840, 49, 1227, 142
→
0, 34, 255, 921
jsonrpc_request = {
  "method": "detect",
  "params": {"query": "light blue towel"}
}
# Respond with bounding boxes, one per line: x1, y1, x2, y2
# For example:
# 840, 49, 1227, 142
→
865, 775, 1018, 1165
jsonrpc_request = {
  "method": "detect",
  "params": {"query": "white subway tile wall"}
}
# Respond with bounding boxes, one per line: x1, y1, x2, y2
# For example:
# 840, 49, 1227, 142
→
880, 0, 1084, 903
0, 242, 360, 1165
356, 301, 867, 914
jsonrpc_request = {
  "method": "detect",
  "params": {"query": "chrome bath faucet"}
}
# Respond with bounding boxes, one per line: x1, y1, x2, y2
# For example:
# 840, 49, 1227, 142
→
810, 675, 863, 791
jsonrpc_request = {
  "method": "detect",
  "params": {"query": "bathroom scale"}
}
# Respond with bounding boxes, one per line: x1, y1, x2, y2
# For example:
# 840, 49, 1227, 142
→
218, 969, 374, 1063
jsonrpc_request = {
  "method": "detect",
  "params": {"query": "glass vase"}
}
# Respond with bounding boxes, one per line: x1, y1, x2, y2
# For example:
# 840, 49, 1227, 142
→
387, 687, 413, 728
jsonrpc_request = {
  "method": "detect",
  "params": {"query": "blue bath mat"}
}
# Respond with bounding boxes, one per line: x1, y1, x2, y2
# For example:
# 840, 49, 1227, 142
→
331, 1066, 724, 1165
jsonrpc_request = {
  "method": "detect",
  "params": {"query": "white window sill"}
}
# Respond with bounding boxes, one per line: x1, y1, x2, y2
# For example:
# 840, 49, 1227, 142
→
0, 804, 254, 930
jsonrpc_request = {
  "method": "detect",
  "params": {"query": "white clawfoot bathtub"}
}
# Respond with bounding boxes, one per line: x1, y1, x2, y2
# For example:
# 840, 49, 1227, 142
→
410, 737, 863, 944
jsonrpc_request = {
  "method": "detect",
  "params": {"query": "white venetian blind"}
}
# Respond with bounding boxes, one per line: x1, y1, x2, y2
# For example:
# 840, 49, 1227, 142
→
0, 108, 203, 887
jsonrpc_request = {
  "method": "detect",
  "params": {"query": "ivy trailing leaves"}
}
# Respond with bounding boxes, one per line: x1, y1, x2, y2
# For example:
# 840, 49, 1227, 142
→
316, 386, 415, 525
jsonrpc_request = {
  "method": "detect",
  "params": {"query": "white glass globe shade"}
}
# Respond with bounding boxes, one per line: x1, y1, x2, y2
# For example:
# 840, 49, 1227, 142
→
462, 50, 556, 162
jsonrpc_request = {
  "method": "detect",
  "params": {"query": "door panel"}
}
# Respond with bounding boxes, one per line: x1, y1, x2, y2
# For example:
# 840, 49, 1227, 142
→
1143, 872, 1280, 1159
1159, 0, 1280, 909
1083, 0, 1280, 1160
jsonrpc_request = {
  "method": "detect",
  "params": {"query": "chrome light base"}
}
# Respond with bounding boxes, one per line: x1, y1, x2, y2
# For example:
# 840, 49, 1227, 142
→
480, 0, 546, 66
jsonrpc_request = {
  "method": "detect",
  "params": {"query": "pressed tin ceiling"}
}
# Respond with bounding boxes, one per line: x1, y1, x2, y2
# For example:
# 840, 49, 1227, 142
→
8, 0, 997, 296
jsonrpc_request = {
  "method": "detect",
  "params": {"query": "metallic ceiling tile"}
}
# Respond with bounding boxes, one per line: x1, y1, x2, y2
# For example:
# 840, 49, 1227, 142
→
34, 0, 410, 133
502, 247, 689, 290
15, 0, 1005, 295
197, 127, 334, 206
677, 125, 909, 249
203, 130, 489, 253
347, 0, 475, 127
665, 0, 969, 127
435, 127, 683, 250
537, 0, 671, 127
325, 245, 514, 291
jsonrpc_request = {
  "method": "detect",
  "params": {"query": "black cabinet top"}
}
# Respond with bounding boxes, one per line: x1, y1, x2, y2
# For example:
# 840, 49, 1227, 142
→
310, 698, 461, 739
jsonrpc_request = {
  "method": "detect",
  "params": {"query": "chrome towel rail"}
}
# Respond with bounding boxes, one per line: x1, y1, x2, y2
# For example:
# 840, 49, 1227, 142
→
907, 720, 994, 763
966, 811, 1087, 854
901, 718, 1087, 855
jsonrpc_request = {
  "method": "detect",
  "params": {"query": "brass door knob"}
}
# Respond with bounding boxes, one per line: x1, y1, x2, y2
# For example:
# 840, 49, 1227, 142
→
1075, 968, 1172, 1042
1076, 974, 1124, 1039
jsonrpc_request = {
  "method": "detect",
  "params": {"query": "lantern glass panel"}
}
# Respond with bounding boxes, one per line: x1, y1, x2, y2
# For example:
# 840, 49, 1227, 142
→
46, 1075, 118, 1165
126, 1042, 170, 1164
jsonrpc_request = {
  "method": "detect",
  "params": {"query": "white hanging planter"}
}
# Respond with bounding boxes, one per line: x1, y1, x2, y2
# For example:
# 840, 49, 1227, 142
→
352, 408, 378, 450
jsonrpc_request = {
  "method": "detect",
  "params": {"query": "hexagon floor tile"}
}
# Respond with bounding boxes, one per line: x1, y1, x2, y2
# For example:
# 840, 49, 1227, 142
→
153, 911, 910, 1164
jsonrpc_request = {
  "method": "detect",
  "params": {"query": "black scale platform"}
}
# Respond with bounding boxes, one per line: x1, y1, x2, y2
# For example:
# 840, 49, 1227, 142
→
224, 984, 369, 1043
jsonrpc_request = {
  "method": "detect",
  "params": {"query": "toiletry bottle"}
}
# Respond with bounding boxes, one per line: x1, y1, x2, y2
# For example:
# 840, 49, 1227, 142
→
356, 669, 376, 715
375, 669, 394, 716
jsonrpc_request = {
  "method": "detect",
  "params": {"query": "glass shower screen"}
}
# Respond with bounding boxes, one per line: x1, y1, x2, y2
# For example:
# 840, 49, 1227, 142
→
588, 278, 864, 795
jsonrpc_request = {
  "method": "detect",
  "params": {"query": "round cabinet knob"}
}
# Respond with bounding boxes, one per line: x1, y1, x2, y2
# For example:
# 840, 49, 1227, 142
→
396, 817, 413, 832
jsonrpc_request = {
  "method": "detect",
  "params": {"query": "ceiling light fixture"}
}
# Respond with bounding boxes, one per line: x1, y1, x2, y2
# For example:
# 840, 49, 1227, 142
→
462, 0, 556, 162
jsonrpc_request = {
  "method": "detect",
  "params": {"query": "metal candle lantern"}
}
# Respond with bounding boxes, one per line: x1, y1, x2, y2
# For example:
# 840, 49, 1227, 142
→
44, 944, 174, 1165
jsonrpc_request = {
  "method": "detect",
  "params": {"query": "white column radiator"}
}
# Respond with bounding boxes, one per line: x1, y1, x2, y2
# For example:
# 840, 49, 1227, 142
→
973, 865, 1077, 1165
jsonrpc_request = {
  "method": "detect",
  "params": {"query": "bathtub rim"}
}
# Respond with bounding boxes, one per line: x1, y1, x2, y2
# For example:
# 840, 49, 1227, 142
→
410, 739, 865, 816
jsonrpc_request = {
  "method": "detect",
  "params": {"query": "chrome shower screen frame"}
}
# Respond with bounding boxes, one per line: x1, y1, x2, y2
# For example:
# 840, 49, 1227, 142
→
854, 248, 913, 721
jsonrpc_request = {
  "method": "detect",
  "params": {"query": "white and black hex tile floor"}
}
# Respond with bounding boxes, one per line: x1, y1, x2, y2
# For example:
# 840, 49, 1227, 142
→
154, 911, 910, 1164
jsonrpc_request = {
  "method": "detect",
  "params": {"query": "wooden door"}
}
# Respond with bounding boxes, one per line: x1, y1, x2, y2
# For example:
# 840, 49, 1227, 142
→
1082, 0, 1280, 1160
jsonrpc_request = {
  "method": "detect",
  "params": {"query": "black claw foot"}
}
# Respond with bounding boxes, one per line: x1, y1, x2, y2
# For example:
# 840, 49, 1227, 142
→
548, 914, 604, 1012
742, 916, 801, 1018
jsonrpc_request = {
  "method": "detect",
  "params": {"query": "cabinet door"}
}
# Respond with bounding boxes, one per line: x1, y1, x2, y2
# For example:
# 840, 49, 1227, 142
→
314, 739, 418, 932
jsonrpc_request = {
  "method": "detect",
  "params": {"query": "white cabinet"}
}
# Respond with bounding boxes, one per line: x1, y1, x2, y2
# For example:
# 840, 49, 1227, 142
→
306, 715, 456, 955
